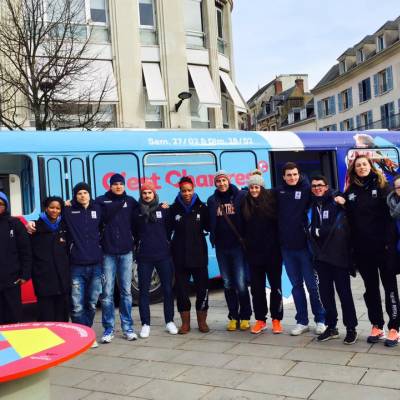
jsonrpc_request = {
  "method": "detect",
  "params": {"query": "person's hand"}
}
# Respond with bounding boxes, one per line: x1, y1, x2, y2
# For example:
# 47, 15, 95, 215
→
334, 196, 346, 205
65, 199, 72, 207
161, 202, 169, 209
14, 278, 27, 285
26, 221, 36, 234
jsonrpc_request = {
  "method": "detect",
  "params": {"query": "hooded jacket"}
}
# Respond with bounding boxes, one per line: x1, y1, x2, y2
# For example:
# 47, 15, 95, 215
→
0, 192, 32, 291
31, 217, 70, 296
63, 199, 103, 265
275, 176, 311, 250
96, 191, 139, 255
170, 195, 209, 269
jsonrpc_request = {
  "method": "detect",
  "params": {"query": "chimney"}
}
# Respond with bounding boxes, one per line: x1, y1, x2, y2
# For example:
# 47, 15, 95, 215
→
274, 79, 282, 94
295, 79, 304, 94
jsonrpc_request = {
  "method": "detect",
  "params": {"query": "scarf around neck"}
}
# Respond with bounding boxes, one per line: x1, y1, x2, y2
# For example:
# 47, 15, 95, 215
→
140, 194, 160, 223
177, 193, 198, 214
40, 212, 61, 232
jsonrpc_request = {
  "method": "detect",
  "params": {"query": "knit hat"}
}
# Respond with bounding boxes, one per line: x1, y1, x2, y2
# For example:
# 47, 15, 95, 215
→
248, 174, 265, 188
109, 173, 125, 186
214, 170, 230, 185
141, 181, 156, 194
73, 182, 91, 198
0, 191, 9, 212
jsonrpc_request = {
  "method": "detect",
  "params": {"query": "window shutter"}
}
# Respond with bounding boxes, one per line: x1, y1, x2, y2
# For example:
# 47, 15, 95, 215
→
337, 93, 343, 112
331, 124, 337, 131
356, 115, 361, 129
358, 82, 363, 103
300, 108, 307, 120
288, 112, 294, 124
329, 96, 336, 115
339, 121, 344, 131
389, 101, 395, 116
317, 100, 323, 119
386, 66, 393, 91
366, 78, 371, 100
373, 74, 379, 96
367, 110, 373, 127
348, 118, 354, 130
348, 88, 353, 109
380, 105, 386, 119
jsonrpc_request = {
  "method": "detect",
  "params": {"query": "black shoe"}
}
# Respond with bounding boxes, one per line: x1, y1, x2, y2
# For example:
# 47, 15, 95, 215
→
343, 329, 358, 345
317, 327, 339, 342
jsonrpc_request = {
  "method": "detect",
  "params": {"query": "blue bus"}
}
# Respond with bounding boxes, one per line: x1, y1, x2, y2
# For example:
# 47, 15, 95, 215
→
1, 129, 400, 303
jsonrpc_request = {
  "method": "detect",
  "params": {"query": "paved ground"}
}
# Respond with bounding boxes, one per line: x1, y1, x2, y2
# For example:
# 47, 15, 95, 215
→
51, 276, 400, 399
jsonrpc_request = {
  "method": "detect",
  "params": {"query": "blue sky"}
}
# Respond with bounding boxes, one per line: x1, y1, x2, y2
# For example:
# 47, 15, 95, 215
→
232, 1, 400, 100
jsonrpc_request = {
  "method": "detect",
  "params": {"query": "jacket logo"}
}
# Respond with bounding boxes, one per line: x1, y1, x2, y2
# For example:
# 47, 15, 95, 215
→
156, 211, 162, 219
9, 229, 14, 238
91, 211, 97, 219
175, 214, 182, 221
71, 211, 81, 214
196, 214, 201, 221
372, 189, 377, 198
217, 203, 235, 216
295, 191, 302, 200
123, 202, 127, 208
323, 210, 329, 219
104, 200, 112, 203
348, 193, 356, 201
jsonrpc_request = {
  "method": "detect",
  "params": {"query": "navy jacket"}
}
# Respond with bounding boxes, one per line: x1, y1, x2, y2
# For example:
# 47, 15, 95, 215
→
207, 184, 246, 248
275, 176, 311, 250
63, 200, 103, 266
96, 191, 138, 255
133, 205, 171, 263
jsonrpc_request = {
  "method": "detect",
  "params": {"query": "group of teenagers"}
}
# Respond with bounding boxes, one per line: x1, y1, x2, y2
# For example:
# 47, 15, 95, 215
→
1, 153, 400, 348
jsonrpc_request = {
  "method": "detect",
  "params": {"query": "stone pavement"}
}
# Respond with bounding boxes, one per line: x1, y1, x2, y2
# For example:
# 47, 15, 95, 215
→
51, 276, 400, 399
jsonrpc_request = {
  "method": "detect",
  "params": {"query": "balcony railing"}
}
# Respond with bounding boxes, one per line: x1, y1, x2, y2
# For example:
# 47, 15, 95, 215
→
352, 113, 400, 131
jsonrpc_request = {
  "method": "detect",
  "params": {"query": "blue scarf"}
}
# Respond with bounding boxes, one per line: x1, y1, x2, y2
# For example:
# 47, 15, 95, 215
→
40, 212, 61, 232
177, 193, 198, 214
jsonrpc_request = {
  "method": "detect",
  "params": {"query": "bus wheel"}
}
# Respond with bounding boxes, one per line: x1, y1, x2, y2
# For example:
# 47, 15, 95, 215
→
131, 261, 163, 304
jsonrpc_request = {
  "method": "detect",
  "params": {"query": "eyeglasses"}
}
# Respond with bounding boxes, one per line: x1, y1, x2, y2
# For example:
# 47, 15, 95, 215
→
311, 184, 327, 189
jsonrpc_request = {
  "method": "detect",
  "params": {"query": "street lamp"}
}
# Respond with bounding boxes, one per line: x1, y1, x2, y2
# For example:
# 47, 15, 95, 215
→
174, 91, 192, 112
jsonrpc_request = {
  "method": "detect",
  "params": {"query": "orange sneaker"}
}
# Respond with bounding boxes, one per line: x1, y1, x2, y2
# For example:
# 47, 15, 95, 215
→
251, 320, 267, 334
367, 326, 385, 343
384, 329, 399, 347
272, 319, 283, 334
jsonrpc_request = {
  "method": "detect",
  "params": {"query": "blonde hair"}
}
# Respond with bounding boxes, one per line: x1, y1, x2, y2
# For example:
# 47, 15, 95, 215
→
347, 155, 387, 188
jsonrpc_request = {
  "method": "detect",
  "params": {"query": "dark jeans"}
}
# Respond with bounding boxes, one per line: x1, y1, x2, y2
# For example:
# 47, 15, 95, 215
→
216, 246, 252, 320
175, 266, 209, 312
138, 258, 174, 325
250, 258, 283, 322
315, 262, 357, 330
0, 285, 22, 324
282, 247, 325, 325
356, 251, 400, 330
37, 294, 70, 322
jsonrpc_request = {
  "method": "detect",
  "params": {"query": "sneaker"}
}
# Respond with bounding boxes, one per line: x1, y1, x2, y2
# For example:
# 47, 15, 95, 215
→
367, 326, 385, 343
166, 321, 178, 335
101, 328, 114, 344
240, 320, 251, 331
315, 322, 326, 335
343, 329, 358, 345
317, 327, 339, 342
384, 329, 399, 347
123, 330, 138, 341
140, 324, 150, 338
251, 320, 267, 334
291, 324, 309, 336
272, 319, 283, 334
227, 319, 238, 331
90, 340, 99, 348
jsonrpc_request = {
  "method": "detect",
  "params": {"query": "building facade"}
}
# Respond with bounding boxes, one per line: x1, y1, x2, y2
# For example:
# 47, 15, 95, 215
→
312, 16, 400, 132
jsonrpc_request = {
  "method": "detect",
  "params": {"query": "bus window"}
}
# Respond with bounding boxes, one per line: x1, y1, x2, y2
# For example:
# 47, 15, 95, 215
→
0, 155, 35, 216
220, 151, 258, 188
143, 152, 217, 203
47, 158, 64, 198
92, 153, 140, 198
270, 150, 338, 189
69, 157, 86, 188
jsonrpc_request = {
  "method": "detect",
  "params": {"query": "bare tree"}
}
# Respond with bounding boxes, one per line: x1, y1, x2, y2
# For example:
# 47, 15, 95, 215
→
0, 0, 114, 130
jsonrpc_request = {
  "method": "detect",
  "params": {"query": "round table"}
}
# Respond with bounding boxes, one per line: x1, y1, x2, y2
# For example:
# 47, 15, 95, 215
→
0, 322, 95, 400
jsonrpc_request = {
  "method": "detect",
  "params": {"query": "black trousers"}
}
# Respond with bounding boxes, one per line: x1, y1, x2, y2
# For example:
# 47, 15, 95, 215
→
0, 285, 22, 324
315, 262, 357, 330
249, 260, 283, 321
175, 266, 209, 312
37, 294, 70, 322
355, 251, 400, 330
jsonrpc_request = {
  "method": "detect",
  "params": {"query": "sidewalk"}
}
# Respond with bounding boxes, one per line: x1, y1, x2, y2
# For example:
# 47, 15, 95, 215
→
50, 276, 400, 399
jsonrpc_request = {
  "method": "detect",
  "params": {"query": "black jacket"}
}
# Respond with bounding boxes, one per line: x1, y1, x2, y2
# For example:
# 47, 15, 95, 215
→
31, 218, 70, 297
275, 176, 311, 250
241, 191, 281, 267
345, 176, 393, 254
170, 195, 209, 269
0, 214, 31, 291
96, 191, 138, 255
308, 191, 351, 269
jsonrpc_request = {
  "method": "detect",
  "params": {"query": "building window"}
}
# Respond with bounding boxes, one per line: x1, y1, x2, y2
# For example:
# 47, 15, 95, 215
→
190, 89, 210, 129
184, 0, 204, 48
139, 0, 157, 45
222, 95, 229, 128
356, 110, 373, 130
317, 96, 335, 118
374, 66, 393, 96
358, 78, 371, 103
338, 88, 353, 112
216, 4, 225, 54
144, 88, 163, 128
320, 124, 337, 131
357, 48, 364, 63
339, 118, 354, 131
90, 0, 107, 23
377, 34, 385, 52
381, 101, 395, 129
339, 60, 346, 74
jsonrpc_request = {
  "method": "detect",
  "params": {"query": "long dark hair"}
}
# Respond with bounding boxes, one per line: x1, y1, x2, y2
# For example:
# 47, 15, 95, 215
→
242, 188, 277, 221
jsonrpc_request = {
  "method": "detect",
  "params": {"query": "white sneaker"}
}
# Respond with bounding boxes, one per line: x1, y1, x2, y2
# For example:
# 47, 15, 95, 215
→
140, 324, 150, 338
91, 340, 99, 348
123, 330, 138, 341
101, 329, 115, 344
166, 321, 178, 335
315, 322, 326, 335
291, 324, 309, 336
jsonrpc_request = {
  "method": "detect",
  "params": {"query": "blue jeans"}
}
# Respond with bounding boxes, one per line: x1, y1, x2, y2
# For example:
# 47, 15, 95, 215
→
101, 252, 133, 333
71, 265, 103, 327
216, 246, 252, 320
282, 247, 325, 325
138, 258, 174, 325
